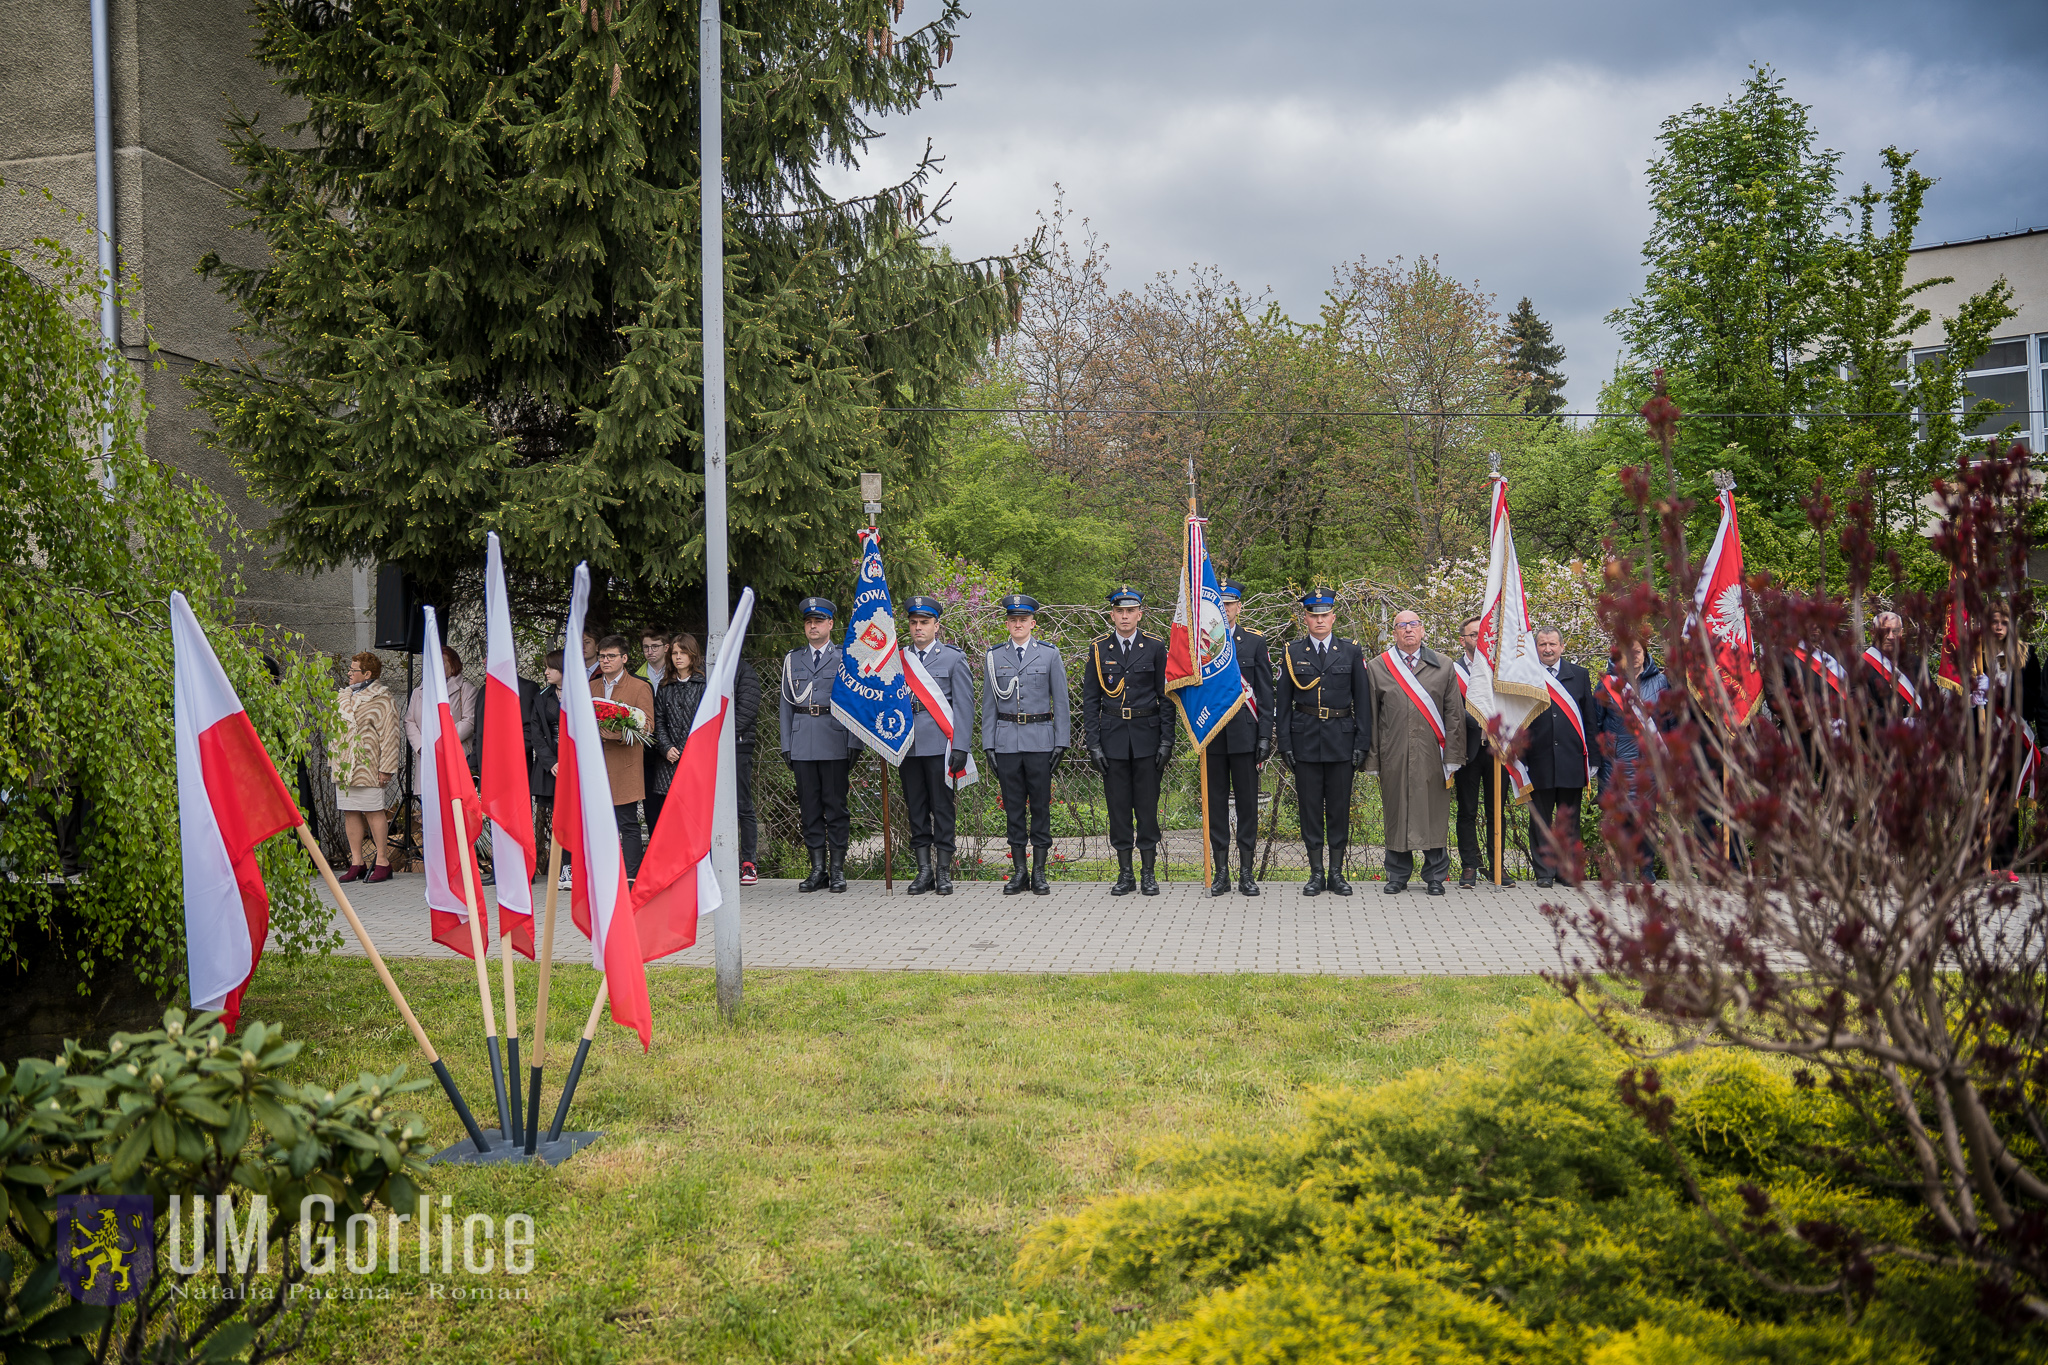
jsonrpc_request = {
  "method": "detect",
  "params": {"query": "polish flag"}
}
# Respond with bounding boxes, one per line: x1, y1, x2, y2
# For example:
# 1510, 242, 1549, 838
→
482, 534, 535, 956
171, 592, 300, 1029
420, 607, 488, 957
554, 564, 652, 1048
633, 589, 756, 958
1469, 476, 1551, 800
1691, 483, 1765, 727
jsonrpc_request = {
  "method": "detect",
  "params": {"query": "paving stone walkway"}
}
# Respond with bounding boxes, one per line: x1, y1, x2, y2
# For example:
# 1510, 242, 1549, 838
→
316, 868, 1573, 976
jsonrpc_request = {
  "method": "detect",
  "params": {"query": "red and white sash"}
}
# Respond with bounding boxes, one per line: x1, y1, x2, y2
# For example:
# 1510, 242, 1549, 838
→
1861, 647, 1922, 711
1541, 669, 1588, 759
1793, 644, 1848, 698
1386, 649, 1446, 749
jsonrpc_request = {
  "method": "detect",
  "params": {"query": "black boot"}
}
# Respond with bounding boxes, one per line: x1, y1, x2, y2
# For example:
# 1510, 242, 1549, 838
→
1139, 850, 1159, 896
828, 846, 848, 893
797, 847, 828, 892
1002, 844, 1029, 895
1031, 847, 1051, 895
1210, 855, 1232, 895
907, 846, 936, 896
1111, 852, 1137, 896
1239, 853, 1259, 896
1326, 847, 1353, 896
935, 851, 954, 895
1302, 846, 1324, 896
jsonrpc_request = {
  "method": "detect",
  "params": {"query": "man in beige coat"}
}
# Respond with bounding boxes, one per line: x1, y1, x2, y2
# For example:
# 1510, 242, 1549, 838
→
1364, 611, 1465, 895
594, 634, 655, 878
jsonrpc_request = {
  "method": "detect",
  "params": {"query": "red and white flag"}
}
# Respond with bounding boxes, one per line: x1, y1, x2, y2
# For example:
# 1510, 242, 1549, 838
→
1468, 477, 1550, 800
1692, 483, 1765, 726
554, 564, 653, 1048
482, 533, 535, 956
631, 589, 757, 958
172, 592, 300, 1029
420, 606, 488, 957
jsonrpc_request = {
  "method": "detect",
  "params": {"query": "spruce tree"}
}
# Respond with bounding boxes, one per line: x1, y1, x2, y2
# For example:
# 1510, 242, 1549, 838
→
1503, 297, 1566, 415
191, 0, 1033, 625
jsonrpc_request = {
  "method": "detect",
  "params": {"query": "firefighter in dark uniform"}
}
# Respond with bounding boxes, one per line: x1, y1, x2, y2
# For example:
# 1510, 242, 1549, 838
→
982, 594, 1070, 895
1207, 580, 1275, 896
1083, 586, 1176, 896
1274, 587, 1373, 896
900, 595, 975, 896
779, 597, 861, 892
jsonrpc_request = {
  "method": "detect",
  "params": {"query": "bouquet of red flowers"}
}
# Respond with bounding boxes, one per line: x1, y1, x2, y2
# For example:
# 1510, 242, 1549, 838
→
591, 697, 650, 746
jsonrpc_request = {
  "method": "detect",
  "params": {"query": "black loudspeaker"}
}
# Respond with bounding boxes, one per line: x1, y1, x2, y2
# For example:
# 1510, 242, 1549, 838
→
374, 563, 426, 653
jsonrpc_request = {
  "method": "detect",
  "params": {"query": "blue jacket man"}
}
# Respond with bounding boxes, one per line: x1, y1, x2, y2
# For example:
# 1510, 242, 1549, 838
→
899, 595, 976, 896
981, 595, 1070, 895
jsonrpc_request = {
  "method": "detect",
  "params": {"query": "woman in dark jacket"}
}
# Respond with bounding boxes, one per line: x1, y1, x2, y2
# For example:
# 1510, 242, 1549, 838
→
1589, 641, 1674, 882
527, 649, 565, 886
649, 634, 708, 834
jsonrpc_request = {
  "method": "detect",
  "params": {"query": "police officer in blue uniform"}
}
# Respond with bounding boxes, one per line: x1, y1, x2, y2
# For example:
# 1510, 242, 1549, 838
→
1208, 581, 1275, 896
982, 594, 1070, 895
780, 597, 861, 893
1274, 587, 1373, 896
1083, 586, 1175, 895
900, 595, 975, 896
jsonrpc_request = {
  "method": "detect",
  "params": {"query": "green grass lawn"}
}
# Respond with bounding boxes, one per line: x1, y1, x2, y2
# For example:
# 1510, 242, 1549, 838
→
244, 957, 1544, 1365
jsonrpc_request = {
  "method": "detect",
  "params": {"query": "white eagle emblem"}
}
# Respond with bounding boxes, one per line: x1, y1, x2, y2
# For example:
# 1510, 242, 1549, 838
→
1708, 583, 1748, 647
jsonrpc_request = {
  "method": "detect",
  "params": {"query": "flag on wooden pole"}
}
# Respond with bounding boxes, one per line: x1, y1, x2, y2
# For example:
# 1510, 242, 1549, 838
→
1164, 514, 1246, 749
171, 593, 300, 1028
420, 607, 489, 956
1468, 476, 1549, 798
482, 533, 536, 955
1691, 478, 1765, 727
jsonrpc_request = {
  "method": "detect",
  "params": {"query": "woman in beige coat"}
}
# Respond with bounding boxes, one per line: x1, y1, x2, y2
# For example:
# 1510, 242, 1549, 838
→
336, 652, 404, 882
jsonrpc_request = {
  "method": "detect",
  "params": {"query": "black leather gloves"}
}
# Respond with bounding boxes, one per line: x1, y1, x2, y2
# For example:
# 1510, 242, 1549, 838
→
1089, 745, 1109, 776
1352, 748, 1367, 771
947, 749, 967, 778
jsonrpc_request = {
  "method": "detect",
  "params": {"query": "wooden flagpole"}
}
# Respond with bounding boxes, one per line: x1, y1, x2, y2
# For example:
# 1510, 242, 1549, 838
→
525, 836, 562, 1155
1492, 753, 1503, 887
453, 798, 513, 1142
296, 824, 492, 1153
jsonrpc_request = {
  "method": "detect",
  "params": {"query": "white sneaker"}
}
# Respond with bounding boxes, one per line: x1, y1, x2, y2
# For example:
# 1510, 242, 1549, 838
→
557, 869, 573, 891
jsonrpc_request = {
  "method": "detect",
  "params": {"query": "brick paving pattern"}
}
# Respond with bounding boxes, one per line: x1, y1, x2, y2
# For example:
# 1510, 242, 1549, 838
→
316, 869, 1570, 976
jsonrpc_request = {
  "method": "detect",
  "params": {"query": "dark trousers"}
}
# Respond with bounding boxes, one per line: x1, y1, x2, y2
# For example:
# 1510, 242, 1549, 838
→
1529, 786, 1583, 881
792, 758, 851, 851
1102, 755, 1162, 854
736, 744, 758, 864
1294, 759, 1354, 852
900, 755, 957, 854
1385, 846, 1451, 887
643, 789, 666, 840
1454, 757, 1509, 873
1206, 746, 1258, 868
994, 750, 1054, 850
614, 803, 644, 878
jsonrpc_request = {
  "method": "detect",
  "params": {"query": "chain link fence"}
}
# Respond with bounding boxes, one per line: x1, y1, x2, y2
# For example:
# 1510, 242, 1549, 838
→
743, 583, 1548, 882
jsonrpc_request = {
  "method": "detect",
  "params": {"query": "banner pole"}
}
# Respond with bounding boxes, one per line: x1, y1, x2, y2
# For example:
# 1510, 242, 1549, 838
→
1492, 752, 1503, 887
296, 824, 491, 1153
453, 798, 513, 1142
525, 836, 563, 1155
1200, 743, 1213, 890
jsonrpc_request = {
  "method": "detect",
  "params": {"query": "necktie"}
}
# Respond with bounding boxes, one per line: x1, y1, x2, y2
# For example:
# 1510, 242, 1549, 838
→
1405, 652, 1417, 671
1017, 644, 1026, 664
813, 648, 823, 668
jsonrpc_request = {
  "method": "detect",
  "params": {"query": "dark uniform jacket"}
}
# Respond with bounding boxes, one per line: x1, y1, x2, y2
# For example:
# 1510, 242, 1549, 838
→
1276, 635, 1374, 763
1082, 631, 1175, 760
1217, 626, 1275, 756
1525, 660, 1593, 790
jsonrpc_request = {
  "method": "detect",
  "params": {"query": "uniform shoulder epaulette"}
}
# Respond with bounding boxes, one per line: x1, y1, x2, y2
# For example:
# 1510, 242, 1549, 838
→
1093, 632, 1115, 644
1243, 627, 1265, 637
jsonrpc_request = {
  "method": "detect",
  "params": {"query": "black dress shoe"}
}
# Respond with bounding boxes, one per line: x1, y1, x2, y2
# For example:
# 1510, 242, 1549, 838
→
1535, 876, 1555, 890
1383, 880, 1407, 894
1239, 872, 1259, 897
1327, 871, 1353, 896
1458, 868, 1477, 889
1302, 872, 1324, 896
1425, 881, 1446, 896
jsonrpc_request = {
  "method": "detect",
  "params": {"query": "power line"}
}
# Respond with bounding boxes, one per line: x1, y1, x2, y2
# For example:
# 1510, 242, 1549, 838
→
882, 406, 2041, 420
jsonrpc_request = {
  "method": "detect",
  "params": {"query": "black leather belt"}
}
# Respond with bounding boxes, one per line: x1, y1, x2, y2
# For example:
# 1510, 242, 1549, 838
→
997, 711, 1053, 724
1114, 704, 1160, 720
1295, 703, 1354, 719
795, 704, 829, 716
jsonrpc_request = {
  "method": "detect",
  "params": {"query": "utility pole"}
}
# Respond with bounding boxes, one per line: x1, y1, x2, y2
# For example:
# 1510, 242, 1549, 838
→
701, 0, 741, 1017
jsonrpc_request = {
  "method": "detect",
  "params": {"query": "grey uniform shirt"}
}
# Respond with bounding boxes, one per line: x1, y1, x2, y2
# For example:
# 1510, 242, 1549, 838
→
980, 638, 1071, 754
780, 645, 859, 761
908, 640, 976, 758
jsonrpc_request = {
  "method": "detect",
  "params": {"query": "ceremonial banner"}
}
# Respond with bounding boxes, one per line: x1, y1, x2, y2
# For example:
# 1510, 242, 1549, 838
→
1164, 514, 1246, 749
1692, 483, 1765, 726
482, 533, 535, 955
420, 607, 488, 957
634, 589, 757, 957
1468, 477, 1550, 799
832, 528, 915, 764
171, 592, 300, 1028
1453, 658, 1533, 793
553, 564, 652, 1048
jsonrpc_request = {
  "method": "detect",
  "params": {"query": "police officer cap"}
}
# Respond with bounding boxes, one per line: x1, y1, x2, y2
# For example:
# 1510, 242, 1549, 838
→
1220, 580, 1247, 602
999, 593, 1040, 615
1299, 587, 1337, 611
904, 595, 944, 619
799, 596, 836, 619
1106, 585, 1143, 607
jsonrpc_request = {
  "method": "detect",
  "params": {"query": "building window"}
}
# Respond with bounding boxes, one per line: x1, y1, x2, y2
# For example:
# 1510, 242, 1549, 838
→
1907, 335, 2042, 450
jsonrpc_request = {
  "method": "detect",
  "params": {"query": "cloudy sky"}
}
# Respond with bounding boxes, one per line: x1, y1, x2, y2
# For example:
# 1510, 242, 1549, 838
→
824, 0, 2048, 410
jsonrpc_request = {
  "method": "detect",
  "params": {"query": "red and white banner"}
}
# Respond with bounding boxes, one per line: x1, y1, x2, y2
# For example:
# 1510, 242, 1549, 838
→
1861, 647, 1923, 712
632, 589, 757, 959
1453, 658, 1533, 791
482, 533, 535, 956
902, 644, 978, 791
1691, 485, 1765, 726
554, 564, 652, 1048
1469, 477, 1549, 799
420, 607, 487, 957
172, 593, 300, 1029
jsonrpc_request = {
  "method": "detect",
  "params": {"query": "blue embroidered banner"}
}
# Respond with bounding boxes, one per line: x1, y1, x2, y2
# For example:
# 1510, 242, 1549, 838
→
1165, 515, 1248, 750
832, 528, 915, 764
